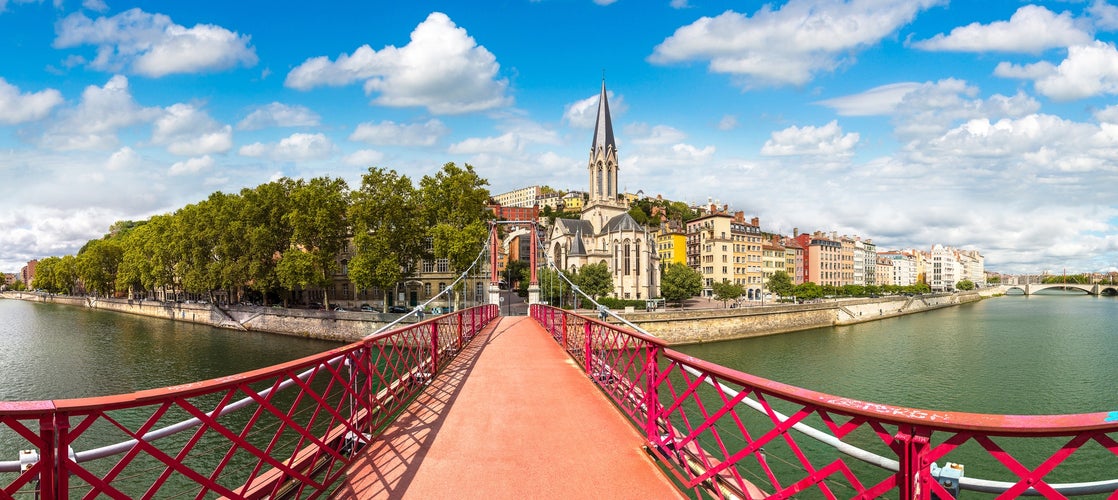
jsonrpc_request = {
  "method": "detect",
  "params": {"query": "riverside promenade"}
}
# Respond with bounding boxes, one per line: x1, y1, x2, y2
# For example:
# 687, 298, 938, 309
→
330, 316, 683, 499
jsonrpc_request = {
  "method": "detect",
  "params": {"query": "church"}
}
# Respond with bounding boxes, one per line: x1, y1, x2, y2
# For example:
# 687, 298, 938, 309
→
548, 81, 660, 300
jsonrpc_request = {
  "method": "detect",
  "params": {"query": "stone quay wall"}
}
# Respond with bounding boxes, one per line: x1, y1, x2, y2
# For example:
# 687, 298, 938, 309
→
0, 292, 402, 343
617, 292, 984, 345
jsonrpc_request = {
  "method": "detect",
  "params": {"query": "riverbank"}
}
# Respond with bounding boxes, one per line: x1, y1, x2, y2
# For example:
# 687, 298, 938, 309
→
616, 289, 998, 345
0, 291, 404, 343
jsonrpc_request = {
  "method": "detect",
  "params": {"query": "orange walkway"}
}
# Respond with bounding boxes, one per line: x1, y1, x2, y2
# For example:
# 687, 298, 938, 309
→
331, 316, 683, 499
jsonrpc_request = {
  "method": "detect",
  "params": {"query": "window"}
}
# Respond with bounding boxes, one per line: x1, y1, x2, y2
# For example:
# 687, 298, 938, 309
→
437, 259, 449, 273
424, 283, 431, 297
422, 260, 434, 273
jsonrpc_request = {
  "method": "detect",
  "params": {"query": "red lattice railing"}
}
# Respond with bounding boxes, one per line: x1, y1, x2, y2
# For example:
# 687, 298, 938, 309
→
0, 304, 497, 499
530, 304, 1118, 499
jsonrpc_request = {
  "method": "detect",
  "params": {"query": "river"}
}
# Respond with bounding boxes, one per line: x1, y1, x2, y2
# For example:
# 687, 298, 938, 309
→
0, 298, 342, 402
675, 290, 1118, 415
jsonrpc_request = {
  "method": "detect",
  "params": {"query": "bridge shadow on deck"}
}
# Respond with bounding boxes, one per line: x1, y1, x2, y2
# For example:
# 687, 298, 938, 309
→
331, 316, 681, 499
330, 317, 509, 498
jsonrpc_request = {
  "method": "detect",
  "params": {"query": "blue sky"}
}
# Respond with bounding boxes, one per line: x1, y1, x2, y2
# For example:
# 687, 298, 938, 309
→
2, 0, 1118, 276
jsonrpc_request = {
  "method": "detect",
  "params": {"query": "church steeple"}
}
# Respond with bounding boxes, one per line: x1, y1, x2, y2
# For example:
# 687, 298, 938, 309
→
588, 79, 619, 206
591, 79, 615, 157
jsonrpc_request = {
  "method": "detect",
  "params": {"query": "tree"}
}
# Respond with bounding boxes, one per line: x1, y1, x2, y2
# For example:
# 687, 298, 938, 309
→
661, 262, 702, 306
766, 270, 794, 299
793, 282, 823, 301
712, 280, 743, 307
577, 261, 613, 300
76, 238, 123, 296
988, 275, 1001, 284
956, 279, 976, 291
283, 177, 350, 309
419, 163, 492, 282
348, 168, 424, 311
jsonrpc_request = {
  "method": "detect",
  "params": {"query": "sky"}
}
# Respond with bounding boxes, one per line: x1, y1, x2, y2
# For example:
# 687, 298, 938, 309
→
2, 0, 1118, 276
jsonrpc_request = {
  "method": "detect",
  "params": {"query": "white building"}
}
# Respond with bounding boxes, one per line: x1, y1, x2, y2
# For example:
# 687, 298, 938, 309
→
493, 186, 541, 208
547, 81, 660, 300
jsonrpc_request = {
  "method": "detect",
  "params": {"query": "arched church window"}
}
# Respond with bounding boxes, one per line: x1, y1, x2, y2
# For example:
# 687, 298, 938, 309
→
597, 166, 603, 198
623, 239, 631, 276
634, 240, 640, 276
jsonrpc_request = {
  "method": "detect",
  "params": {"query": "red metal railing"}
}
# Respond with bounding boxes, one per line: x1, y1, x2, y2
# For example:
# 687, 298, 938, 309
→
530, 304, 1118, 499
0, 304, 497, 499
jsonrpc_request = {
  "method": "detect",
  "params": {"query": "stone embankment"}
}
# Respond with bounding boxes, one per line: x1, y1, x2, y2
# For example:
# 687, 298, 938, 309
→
0, 291, 405, 343
617, 289, 997, 345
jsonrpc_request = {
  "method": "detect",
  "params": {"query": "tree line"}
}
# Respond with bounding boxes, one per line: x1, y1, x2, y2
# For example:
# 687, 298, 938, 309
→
30, 163, 491, 312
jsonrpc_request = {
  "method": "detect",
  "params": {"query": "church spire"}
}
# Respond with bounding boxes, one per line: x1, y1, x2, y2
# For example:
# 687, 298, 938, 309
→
591, 79, 615, 157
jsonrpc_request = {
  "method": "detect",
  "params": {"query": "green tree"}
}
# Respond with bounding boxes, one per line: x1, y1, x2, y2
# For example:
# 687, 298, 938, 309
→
238, 180, 295, 304
76, 238, 123, 296
283, 177, 350, 308
766, 270, 794, 299
576, 261, 613, 300
348, 168, 423, 311
956, 279, 976, 291
711, 279, 743, 307
793, 282, 823, 301
420, 163, 492, 280
988, 275, 1001, 284
661, 262, 702, 306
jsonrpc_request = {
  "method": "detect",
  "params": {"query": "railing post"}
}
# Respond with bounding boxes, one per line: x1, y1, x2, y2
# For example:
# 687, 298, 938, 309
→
644, 344, 661, 442
583, 320, 592, 373
456, 311, 464, 352
895, 426, 932, 500
561, 310, 568, 350
430, 321, 440, 373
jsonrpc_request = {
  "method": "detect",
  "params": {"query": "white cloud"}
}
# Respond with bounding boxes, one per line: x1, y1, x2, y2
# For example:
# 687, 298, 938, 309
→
343, 149, 385, 167
236, 102, 320, 130
285, 12, 510, 114
717, 115, 738, 131
563, 90, 626, 128
238, 132, 335, 161
348, 119, 448, 146
0, 78, 63, 124
1094, 104, 1118, 123
626, 123, 687, 146
151, 103, 233, 156
1088, 0, 1118, 31
996, 41, 1118, 101
816, 82, 923, 116
39, 75, 162, 151
81, 0, 107, 12
761, 120, 859, 156
54, 8, 257, 77
449, 132, 522, 155
648, 0, 943, 87
670, 0, 690, 8
169, 155, 214, 176
912, 5, 1092, 53
106, 147, 140, 170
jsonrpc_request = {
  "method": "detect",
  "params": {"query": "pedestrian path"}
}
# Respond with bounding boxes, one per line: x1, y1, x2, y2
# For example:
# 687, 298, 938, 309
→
330, 316, 683, 499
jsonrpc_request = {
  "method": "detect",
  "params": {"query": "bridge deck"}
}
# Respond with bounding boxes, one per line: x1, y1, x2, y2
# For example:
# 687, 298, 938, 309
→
331, 316, 682, 499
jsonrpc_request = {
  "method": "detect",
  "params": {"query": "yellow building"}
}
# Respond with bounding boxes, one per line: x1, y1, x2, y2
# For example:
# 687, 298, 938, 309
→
654, 223, 687, 267
562, 192, 584, 212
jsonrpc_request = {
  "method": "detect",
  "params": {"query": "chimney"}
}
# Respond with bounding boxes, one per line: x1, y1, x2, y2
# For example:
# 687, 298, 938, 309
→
751, 217, 759, 227
793, 227, 799, 237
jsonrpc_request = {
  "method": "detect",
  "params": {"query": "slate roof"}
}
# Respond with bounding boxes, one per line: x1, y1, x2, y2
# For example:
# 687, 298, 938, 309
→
591, 80, 616, 156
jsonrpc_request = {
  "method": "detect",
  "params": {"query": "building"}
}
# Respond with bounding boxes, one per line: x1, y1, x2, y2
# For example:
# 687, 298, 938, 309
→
879, 251, 917, 286
561, 191, 585, 212
489, 203, 540, 223
782, 237, 804, 285
927, 244, 962, 292
875, 256, 893, 287
547, 81, 660, 300
20, 260, 37, 289
762, 237, 785, 296
654, 221, 687, 267
492, 186, 541, 208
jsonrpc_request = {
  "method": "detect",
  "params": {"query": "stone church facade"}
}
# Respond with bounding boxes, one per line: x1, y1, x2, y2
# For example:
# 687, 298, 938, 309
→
548, 81, 660, 300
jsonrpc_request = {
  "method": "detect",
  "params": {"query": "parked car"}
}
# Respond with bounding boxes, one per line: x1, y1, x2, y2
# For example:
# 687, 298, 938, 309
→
359, 304, 374, 312
332, 305, 346, 312
388, 305, 410, 313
